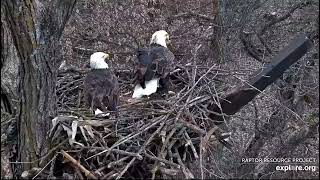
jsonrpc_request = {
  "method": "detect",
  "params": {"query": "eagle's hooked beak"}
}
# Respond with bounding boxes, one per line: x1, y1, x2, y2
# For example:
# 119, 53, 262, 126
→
165, 35, 171, 45
166, 37, 174, 49
104, 53, 113, 62
104, 53, 110, 59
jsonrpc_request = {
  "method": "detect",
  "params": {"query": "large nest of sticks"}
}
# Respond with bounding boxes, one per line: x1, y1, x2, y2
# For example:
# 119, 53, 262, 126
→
43, 63, 232, 179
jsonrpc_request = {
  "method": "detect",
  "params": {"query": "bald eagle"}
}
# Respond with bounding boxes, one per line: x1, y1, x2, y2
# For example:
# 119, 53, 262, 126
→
83, 52, 119, 117
132, 30, 175, 99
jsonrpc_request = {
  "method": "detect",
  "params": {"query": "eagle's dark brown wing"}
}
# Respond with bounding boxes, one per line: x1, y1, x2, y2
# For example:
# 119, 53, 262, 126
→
83, 69, 119, 112
134, 45, 175, 89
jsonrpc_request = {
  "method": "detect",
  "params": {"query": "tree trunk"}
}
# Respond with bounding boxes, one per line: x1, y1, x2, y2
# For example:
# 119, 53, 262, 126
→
2, 0, 76, 175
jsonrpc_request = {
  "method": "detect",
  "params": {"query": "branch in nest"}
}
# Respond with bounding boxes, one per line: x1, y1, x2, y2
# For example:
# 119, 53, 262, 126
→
61, 150, 98, 179
58, 67, 89, 75
174, 148, 195, 179
107, 156, 130, 168
178, 118, 206, 135
184, 131, 199, 159
158, 167, 179, 177
144, 151, 180, 169
115, 120, 167, 179
84, 146, 143, 160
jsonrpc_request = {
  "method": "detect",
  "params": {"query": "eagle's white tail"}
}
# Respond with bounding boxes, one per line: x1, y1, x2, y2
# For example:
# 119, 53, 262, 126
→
94, 108, 110, 117
132, 78, 159, 99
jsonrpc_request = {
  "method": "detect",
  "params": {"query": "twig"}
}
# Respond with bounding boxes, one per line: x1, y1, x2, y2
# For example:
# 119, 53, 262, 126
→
84, 146, 143, 160
174, 148, 195, 179
175, 64, 217, 105
61, 150, 98, 179
116, 120, 167, 179
32, 154, 56, 180
70, 163, 85, 180
158, 167, 179, 176
108, 156, 130, 168
87, 115, 168, 160
144, 151, 181, 169
184, 131, 199, 159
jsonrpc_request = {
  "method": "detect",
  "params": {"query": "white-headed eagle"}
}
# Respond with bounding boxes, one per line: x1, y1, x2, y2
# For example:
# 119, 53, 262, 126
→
83, 52, 119, 117
132, 30, 175, 99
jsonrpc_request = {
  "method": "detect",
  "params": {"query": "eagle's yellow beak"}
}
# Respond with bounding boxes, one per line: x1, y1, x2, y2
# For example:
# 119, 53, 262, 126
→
103, 53, 113, 62
165, 34, 171, 45
104, 53, 110, 59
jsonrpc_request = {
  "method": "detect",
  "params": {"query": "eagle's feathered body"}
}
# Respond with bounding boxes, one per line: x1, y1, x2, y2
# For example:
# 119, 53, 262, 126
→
132, 30, 175, 98
132, 30, 174, 98
84, 69, 119, 112
83, 52, 119, 116
136, 44, 175, 87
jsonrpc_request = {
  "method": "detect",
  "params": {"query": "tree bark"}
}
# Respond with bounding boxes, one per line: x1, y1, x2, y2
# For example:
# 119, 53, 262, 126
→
2, 0, 76, 175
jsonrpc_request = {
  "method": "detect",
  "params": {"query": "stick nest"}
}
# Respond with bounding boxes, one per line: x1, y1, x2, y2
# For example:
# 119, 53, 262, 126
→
40, 64, 233, 179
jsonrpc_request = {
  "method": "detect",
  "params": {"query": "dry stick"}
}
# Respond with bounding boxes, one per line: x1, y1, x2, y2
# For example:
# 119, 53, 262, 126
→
118, 99, 145, 108
86, 115, 166, 160
185, 109, 198, 128
116, 120, 167, 179
201, 127, 219, 152
174, 148, 195, 179
77, 120, 116, 126
151, 125, 172, 179
188, 95, 212, 107
160, 125, 168, 144
70, 163, 85, 180
11, 139, 69, 165
210, 75, 226, 124
108, 156, 130, 168
32, 154, 57, 180
199, 127, 218, 180
94, 111, 168, 122
151, 164, 160, 180
104, 115, 167, 158
175, 64, 217, 105
61, 150, 98, 179
116, 157, 136, 180
102, 170, 118, 179
174, 107, 185, 123
182, 147, 188, 162
184, 131, 199, 159
200, 137, 204, 180
168, 148, 174, 162
161, 127, 177, 157
144, 151, 180, 169
84, 146, 142, 159
168, 127, 187, 152
158, 167, 179, 176
178, 119, 206, 135
175, 80, 197, 124
58, 110, 90, 120
95, 165, 109, 176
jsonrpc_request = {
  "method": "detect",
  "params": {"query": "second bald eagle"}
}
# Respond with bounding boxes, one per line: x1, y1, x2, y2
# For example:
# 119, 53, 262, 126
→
132, 30, 175, 99
84, 52, 119, 117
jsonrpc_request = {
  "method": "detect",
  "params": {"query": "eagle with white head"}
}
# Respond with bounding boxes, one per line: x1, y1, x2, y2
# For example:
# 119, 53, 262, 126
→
132, 30, 175, 99
83, 52, 119, 117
